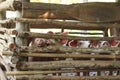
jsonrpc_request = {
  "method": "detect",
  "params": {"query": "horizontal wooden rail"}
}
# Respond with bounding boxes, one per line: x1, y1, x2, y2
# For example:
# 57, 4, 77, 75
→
16, 61, 120, 70
22, 2, 120, 23
56, 32, 104, 35
6, 70, 87, 75
15, 18, 120, 30
1, 18, 120, 30
2, 51, 119, 59
19, 45, 117, 53
6, 69, 120, 76
17, 31, 120, 41
15, 75, 120, 80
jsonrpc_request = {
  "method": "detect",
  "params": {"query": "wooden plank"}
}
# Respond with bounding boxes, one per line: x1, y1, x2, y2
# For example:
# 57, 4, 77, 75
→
16, 61, 120, 70
22, 2, 71, 19
22, 2, 120, 22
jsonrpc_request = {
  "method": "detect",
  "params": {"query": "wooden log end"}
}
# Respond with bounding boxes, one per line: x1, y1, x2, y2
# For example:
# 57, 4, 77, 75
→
13, 1, 22, 10
11, 30, 18, 35
8, 43, 16, 49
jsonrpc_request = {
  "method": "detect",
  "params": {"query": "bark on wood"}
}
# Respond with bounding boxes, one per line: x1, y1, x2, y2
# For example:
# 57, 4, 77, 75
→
0, 18, 13, 24
17, 31, 120, 41
0, 27, 17, 35
22, 2, 120, 22
15, 9, 29, 47
16, 61, 120, 70
2, 18, 120, 30
7, 37, 16, 49
2, 51, 119, 59
15, 18, 120, 29
15, 0, 29, 62
6, 70, 88, 75
6, 68, 120, 75
19, 45, 116, 53
15, 75, 120, 80
0, 0, 21, 11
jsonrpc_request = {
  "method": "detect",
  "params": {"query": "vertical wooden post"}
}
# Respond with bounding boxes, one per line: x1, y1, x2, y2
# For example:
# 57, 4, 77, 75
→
104, 28, 108, 37
15, 0, 30, 62
116, 0, 120, 2
0, 0, 6, 27
15, 0, 30, 47
111, 0, 120, 37
22, 0, 30, 2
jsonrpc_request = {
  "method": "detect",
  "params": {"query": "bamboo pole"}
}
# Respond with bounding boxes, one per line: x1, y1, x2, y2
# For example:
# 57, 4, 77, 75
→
16, 61, 120, 70
2, 51, 119, 59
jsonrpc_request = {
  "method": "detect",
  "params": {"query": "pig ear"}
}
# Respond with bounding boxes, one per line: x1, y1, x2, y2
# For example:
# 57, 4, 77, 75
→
47, 31, 54, 34
41, 38, 46, 42
61, 32, 69, 35
68, 40, 77, 47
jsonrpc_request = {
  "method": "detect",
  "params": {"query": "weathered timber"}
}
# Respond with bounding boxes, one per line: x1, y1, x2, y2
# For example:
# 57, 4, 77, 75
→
0, 18, 13, 24
15, 75, 120, 80
2, 18, 120, 30
17, 31, 120, 41
22, 2, 120, 22
0, 27, 17, 35
16, 61, 120, 70
15, 18, 120, 29
6, 68, 120, 75
7, 37, 16, 49
15, 0, 29, 62
15, 5, 29, 47
19, 45, 116, 53
2, 51, 119, 59
0, 0, 21, 11
6, 70, 87, 75
22, 2, 71, 20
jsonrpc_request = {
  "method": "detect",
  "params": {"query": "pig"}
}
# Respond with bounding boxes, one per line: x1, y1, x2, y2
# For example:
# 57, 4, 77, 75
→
46, 31, 56, 46
29, 38, 46, 47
